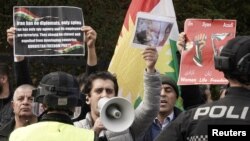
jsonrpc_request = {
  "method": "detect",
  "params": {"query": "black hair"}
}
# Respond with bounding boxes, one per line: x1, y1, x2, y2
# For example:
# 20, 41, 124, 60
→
136, 30, 148, 44
0, 63, 13, 93
83, 71, 119, 97
0, 63, 10, 78
76, 73, 88, 91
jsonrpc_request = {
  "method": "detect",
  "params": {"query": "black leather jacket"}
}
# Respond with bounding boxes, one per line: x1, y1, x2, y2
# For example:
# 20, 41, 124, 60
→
0, 94, 13, 129
0, 59, 31, 129
0, 118, 15, 141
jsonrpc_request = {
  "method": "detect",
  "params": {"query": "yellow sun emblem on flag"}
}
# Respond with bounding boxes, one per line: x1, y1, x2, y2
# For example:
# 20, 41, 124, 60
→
109, 14, 175, 104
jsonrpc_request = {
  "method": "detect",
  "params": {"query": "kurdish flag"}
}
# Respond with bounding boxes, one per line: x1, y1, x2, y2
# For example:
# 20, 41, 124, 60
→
108, 0, 181, 109
14, 8, 40, 21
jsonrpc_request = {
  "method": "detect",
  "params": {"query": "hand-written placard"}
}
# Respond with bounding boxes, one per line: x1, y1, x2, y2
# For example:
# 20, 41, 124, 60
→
13, 6, 85, 56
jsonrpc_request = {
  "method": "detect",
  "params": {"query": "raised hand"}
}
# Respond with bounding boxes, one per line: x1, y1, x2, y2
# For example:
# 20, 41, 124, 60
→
81, 26, 97, 49
6, 27, 15, 47
177, 32, 186, 53
142, 47, 158, 73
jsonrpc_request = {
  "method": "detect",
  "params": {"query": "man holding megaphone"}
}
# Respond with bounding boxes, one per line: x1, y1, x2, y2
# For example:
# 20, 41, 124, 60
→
74, 47, 161, 141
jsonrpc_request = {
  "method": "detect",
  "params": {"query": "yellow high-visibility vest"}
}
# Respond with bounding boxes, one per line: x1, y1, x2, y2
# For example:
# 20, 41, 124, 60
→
9, 121, 95, 141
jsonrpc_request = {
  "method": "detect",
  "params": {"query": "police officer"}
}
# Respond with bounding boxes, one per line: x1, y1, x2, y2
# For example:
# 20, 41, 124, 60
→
9, 71, 96, 141
155, 36, 250, 141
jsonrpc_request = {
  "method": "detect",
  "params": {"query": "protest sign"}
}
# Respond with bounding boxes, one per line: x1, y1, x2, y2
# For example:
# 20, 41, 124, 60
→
13, 6, 84, 56
131, 12, 175, 48
178, 19, 236, 85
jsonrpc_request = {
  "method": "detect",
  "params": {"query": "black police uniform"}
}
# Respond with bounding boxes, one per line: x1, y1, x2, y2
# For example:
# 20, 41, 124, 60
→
155, 87, 250, 141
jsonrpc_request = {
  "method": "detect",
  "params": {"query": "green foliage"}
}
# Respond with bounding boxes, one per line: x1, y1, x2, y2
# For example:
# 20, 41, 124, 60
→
174, 0, 250, 35
0, 0, 250, 85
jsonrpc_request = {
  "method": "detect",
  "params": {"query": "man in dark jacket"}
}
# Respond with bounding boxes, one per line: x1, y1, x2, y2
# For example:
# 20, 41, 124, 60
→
9, 71, 96, 141
0, 59, 31, 129
0, 27, 36, 141
0, 84, 37, 141
0, 63, 13, 129
155, 36, 250, 141
0, 27, 33, 130
138, 74, 182, 141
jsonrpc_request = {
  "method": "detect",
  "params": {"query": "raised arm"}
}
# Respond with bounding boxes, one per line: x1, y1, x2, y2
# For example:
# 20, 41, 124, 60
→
82, 26, 98, 75
6, 27, 32, 86
176, 32, 205, 110
131, 47, 161, 139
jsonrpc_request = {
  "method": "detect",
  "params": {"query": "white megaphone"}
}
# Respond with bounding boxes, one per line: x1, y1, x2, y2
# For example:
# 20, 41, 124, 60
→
98, 97, 135, 132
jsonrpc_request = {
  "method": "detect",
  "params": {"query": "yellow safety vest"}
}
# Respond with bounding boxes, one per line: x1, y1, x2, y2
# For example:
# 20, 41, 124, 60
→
9, 121, 95, 141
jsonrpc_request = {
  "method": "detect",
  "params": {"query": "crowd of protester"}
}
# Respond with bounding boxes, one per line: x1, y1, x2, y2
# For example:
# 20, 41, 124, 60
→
0, 15, 249, 141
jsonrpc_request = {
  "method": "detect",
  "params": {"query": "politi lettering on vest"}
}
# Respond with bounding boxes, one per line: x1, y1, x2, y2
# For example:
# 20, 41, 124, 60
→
193, 106, 249, 120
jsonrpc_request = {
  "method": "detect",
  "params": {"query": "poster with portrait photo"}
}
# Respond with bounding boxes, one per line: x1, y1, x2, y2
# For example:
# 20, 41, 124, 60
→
131, 12, 175, 48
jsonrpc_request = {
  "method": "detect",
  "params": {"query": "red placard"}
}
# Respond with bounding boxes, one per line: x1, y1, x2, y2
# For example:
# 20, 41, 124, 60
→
178, 19, 236, 85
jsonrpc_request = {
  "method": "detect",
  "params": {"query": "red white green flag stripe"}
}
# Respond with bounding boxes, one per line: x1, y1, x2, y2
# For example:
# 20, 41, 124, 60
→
108, 0, 182, 109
